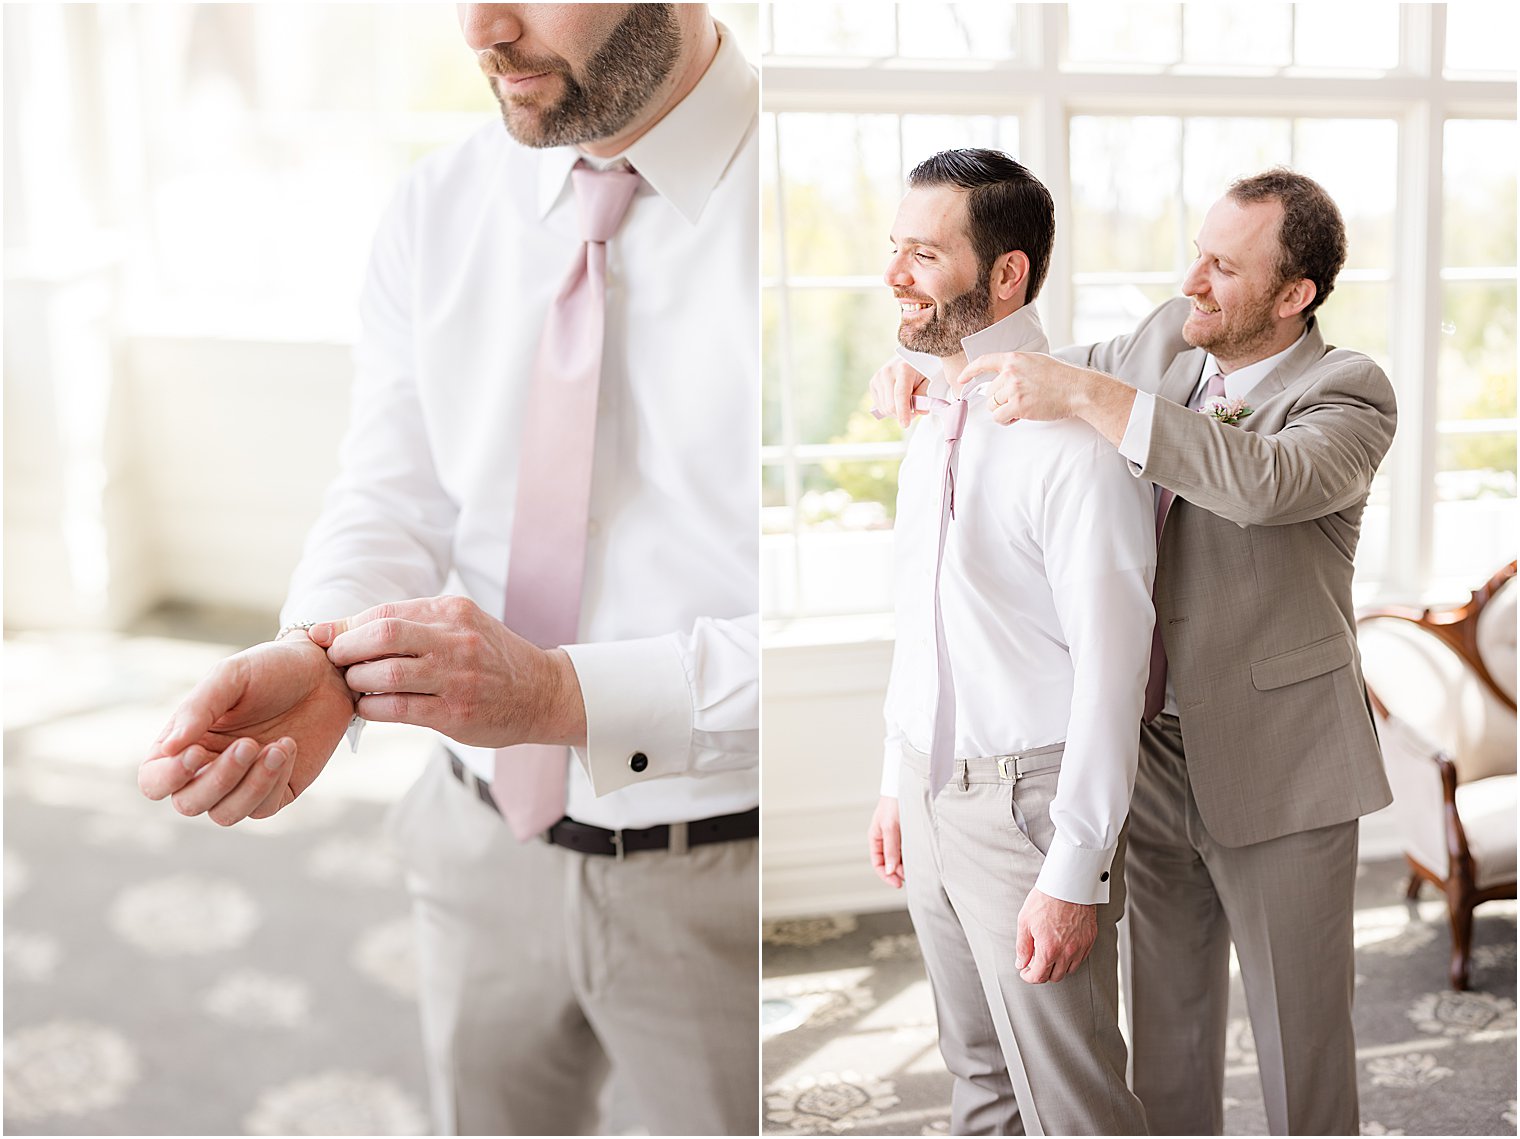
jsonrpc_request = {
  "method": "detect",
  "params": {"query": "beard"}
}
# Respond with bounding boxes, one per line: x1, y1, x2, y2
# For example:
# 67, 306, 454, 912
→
897, 273, 994, 357
479, 5, 681, 149
1182, 286, 1281, 362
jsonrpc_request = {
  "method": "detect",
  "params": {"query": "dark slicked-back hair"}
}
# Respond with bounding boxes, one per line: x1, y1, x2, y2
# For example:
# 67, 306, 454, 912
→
907, 148, 1055, 302
1228, 167, 1347, 319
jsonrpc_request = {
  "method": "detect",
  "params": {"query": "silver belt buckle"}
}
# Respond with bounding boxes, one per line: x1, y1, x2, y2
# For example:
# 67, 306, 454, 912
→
610, 828, 625, 861
997, 756, 1019, 783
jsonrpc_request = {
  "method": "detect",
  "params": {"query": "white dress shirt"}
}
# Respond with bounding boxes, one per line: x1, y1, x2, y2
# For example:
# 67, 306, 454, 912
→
281, 28, 759, 829
1116, 330, 1304, 715
882, 305, 1157, 905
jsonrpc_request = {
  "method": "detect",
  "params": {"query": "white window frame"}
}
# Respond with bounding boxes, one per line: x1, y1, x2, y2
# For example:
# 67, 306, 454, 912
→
762, 2, 1516, 622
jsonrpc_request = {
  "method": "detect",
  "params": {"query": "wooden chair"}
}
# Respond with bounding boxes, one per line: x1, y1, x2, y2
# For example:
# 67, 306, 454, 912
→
1357, 561, 1517, 990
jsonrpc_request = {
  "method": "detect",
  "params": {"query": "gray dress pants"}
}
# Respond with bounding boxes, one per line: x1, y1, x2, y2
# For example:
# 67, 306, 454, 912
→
1126, 713, 1360, 1135
388, 751, 759, 1135
898, 746, 1146, 1136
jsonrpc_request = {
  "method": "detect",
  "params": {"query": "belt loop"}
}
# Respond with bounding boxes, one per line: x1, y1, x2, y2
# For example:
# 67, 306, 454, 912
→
668, 821, 689, 856
959, 759, 970, 791
611, 829, 625, 861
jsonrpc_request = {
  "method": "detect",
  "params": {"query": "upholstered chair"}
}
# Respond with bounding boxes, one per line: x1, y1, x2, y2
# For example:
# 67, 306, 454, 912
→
1356, 562, 1517, 990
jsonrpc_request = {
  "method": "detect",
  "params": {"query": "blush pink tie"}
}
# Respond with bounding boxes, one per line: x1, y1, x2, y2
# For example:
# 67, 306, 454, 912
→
493, 162, 641, 840
1142, 371, 1227, 723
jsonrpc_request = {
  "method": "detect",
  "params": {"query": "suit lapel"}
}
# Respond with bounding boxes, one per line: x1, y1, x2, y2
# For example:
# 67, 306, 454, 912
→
1236, 319, 1328, 432
1159, 348, 1207, 407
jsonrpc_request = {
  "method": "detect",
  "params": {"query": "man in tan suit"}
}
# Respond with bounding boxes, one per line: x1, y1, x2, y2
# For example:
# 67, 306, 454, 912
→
873, 168, 1396, 1135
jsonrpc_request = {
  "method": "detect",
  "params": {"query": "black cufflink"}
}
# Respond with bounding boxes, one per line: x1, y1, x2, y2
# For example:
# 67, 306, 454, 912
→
1100, 871, 1109, 882
629, 752, 649, 773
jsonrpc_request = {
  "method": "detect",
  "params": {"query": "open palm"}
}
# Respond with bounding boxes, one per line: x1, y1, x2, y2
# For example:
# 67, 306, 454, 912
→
139, 637, 356, 824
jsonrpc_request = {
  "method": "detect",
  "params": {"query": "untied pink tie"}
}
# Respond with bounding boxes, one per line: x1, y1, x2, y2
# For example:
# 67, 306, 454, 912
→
493, 162, 642, 840
925, 394, 971, 796
1142, 371, 1226, 723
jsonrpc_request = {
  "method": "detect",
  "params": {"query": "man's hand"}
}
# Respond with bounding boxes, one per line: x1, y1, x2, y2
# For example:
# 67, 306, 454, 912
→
139, 636, 357, 825
953, 352, 1138, 445
867, 795, 905, 888
1015, 887, 1098, 984
869, 357, 930, 428
312, 595, 586, 748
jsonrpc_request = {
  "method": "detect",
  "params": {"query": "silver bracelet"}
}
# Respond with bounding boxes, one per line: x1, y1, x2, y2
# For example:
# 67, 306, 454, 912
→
276, 620, 318, 641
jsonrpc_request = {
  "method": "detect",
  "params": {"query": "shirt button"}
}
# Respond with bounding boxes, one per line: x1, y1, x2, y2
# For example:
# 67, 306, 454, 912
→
629, 752, 649, 773
1100, 871, 1110, 882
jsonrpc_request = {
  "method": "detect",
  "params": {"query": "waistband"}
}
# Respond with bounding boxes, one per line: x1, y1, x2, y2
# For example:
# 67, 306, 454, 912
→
903, 740, 1065, 785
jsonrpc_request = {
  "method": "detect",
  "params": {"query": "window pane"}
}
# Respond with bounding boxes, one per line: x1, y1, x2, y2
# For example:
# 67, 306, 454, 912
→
1072, 283, 1177, 346
1431, 498, 1517, 596
1439, 281, 1518, 425
1182, 3, 1291, 68
898, 3, 1018, 61
789, 289, 898, 444
1066, 3, 1180, 65
1446, 3, 1520, 74
799, 459, 900, 529
1294, 120, 1397, 270
902, 116, 1021, 173
778, 114, 900, 278
1070, 117, 1181, 273
762, 114, 780, 281
770, 2, 895, 56
1294, 4, 1398, 69
1182, 117, 1291, 238
1316, 283, 1390, 369
762, 290, 784, 446
1444, 120, 1518, 269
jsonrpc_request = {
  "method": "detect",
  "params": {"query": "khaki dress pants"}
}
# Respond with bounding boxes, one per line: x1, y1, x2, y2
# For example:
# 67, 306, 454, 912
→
1126, 714, 1360, 1136
898, 746, 1146, 1136
388, 752, 759, 1136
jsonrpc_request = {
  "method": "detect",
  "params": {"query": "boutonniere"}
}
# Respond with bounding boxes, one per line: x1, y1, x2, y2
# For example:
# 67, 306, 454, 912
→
1198, 396, 1254, 426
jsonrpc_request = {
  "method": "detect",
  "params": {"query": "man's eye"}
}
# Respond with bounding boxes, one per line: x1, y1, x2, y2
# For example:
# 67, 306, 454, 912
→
914, 251, 933, 262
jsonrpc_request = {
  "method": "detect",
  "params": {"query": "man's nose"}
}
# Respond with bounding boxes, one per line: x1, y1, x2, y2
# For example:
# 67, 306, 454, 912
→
459, 4, 524, 51
883, 251, 912, 288
1181, 258, 1207, 297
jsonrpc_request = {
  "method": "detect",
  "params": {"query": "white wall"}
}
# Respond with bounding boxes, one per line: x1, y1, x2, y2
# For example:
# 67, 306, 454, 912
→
4, 315, 353, 630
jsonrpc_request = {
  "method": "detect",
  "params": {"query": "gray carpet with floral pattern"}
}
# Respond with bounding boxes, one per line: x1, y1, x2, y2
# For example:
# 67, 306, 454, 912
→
4, 617, 439, 1135
762, 860, 1517, 1136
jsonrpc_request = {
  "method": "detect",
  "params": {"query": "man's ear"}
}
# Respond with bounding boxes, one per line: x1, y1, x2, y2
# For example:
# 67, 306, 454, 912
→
992, 250, 1030, 305
1278, 277, 1316, 320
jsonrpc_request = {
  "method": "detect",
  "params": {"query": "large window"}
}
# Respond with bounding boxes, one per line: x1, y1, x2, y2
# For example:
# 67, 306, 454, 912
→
762, 2, 1516, 624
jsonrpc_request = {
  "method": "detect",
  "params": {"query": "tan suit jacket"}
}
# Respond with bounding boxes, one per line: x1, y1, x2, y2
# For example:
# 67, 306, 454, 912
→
1062, 296, 1396, 848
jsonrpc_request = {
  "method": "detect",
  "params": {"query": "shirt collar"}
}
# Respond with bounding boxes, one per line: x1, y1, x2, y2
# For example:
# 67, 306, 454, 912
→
1203, 328, 1307, 402
895, 304, 1052, 399
536, 22, 757, 224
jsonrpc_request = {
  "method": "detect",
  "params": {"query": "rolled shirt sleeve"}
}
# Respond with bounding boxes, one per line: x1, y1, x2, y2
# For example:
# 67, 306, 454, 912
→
565, 613, 758, 797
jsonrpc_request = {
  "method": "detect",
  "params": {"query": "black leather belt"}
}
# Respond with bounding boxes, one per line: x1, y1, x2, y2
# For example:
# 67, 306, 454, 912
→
447, 752, 758, 856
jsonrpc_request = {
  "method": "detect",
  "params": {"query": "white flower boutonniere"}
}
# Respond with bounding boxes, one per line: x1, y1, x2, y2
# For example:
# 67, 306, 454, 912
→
1199, 396, 1254, 426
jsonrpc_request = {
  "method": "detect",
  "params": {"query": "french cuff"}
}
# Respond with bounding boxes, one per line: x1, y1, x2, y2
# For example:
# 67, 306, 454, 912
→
562, 635, 693, 797
1034, 834, 1117, 905
1116, 389, 1157, 475
344, 716, 365, 753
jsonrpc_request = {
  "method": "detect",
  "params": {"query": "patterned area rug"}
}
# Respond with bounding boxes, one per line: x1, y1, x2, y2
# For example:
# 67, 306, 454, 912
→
4, 620, 437, 1135
4, 616, 653, 1136
762, 861, 1517, 1136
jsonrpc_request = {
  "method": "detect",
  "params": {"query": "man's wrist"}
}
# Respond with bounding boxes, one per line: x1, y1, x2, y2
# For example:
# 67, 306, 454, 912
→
538, 648, 588, 747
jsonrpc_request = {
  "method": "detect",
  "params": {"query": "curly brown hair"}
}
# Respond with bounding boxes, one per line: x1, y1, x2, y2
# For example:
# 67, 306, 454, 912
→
1228, 168, 1347, 319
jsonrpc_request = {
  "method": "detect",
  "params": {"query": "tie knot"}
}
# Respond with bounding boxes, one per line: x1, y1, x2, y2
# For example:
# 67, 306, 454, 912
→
1206, 372, 1227, 400
571, 163, 641, 243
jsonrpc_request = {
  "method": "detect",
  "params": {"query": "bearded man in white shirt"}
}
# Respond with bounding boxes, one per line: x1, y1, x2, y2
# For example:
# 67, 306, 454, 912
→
867, 148, 1155, 1136
137, 5, 758, 1134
